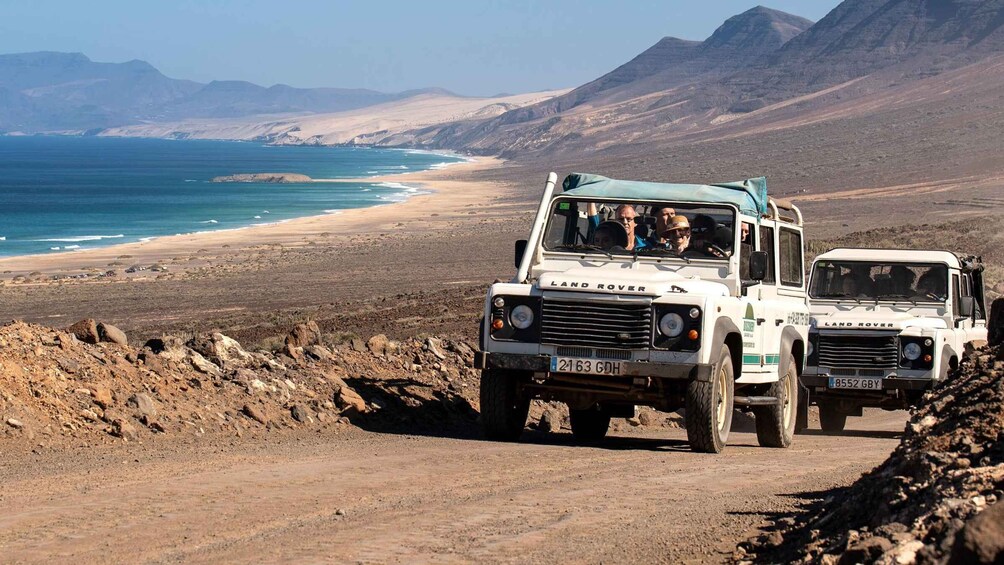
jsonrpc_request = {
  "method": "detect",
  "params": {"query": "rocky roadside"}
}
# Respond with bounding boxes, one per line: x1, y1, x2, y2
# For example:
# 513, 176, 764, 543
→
738, 343, 1004, 564
0, 318, 688, 451
0, 319, 484, 449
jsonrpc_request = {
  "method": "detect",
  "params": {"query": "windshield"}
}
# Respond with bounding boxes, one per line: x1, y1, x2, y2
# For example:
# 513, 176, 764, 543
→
542, 198, 736, 260
809, 261, 949, 302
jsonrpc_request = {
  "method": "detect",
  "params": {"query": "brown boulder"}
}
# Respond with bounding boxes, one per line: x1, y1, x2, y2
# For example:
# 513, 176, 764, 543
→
286, 321, 322, 349
841, 536, 893, 564
110, 418, 138, 441
638, 410, 661, 427
91, 387, 114, 409
537, 409, 561, 433
951, 500, 1004, 564
68, 319, 100, 344
126, 393, 157, 417
367, 334, 390, 356
242, 404, 269, 425
304, 344, 333, 361
335, 386, 368, 415
189, 333, 253, 369
97, 322, 128, 346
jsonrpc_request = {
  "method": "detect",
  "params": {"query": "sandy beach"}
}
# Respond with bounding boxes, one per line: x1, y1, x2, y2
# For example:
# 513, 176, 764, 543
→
0, 154, 539, 345
0, 156, 505, 278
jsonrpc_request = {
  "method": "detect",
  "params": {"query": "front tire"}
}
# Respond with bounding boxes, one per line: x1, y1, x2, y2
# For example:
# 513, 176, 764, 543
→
685, 346, 734, 453
480, 368, 530, 441
569, 408, 611, 442
754, 358, 798, 448
818, 402, 847, 433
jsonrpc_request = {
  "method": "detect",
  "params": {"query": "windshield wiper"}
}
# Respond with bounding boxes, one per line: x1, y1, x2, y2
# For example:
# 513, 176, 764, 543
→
554, 244, 613, 259
635, 247, 691, 263
881, 293, 919, 306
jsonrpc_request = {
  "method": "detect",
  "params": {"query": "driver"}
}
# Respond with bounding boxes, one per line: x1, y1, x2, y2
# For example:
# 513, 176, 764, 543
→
915, 270, 947, 300
686, 214, 726, 258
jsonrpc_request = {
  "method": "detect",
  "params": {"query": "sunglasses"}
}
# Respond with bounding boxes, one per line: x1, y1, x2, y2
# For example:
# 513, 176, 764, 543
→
668, 229, 691, 237
617, 217, 636, 223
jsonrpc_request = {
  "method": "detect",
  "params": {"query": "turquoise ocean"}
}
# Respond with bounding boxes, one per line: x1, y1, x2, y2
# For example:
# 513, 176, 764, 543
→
0, 136, 465, 257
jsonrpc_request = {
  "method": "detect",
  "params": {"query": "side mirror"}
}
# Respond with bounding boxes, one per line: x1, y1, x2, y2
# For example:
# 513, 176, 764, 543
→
749, 251, 768, 282
514, 240, 528, 269
958, 296, 975, 317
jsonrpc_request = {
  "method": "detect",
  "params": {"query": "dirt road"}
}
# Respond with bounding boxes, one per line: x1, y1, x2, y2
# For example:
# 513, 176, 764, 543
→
0, 410, 906, 564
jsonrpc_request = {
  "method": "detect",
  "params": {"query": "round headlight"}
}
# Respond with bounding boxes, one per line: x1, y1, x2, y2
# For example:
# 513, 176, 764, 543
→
493, 296, 505, 308
688, 307, 701, 319
659, 313, 685, 337
510, 305, 534, 329
924, 338, 933, 347
807, 341, 814, 357
903, 342, 922, 361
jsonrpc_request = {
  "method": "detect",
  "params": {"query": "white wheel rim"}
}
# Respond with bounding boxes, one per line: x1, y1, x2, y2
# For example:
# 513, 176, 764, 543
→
782, 370, 794, 428
716, 364, 728, 432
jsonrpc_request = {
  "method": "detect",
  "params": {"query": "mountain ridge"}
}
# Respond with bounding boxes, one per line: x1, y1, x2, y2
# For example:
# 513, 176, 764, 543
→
0, 51, 458, 132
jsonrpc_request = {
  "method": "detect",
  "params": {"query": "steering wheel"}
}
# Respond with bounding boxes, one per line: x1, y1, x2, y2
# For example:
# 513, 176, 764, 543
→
704, 243, 728, 258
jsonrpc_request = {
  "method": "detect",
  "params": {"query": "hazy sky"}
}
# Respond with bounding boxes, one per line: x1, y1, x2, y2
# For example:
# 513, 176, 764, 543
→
2, 1, 842, 96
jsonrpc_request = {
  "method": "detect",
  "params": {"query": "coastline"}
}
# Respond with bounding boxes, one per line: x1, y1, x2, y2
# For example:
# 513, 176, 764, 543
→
0, 155, 504, 279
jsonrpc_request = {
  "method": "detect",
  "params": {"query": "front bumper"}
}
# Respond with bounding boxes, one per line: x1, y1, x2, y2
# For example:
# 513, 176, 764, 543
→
474, 351, 714, 381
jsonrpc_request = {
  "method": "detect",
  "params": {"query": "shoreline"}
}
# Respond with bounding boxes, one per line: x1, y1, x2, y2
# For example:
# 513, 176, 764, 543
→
0, 155, 504, 279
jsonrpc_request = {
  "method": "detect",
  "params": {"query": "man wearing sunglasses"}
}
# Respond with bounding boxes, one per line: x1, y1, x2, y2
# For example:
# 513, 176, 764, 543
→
587, 203, 649, 251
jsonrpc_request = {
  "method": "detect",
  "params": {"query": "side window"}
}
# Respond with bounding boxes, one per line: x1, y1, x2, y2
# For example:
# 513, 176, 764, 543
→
759, 226, 776, 285
739, 222, 754, 281
778, 228, 803, 287
952, 274, 961, 317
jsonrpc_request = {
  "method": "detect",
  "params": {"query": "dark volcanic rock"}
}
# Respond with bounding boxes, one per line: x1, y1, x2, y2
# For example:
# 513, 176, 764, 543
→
744, 343, 1004, 563
951, 500, 1004, 565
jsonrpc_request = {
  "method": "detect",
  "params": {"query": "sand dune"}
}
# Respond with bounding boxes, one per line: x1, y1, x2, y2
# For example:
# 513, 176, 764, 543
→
101, 89, 568, 146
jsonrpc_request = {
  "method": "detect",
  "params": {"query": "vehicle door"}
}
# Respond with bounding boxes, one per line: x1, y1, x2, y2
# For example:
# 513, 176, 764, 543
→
741, 223, 777, 376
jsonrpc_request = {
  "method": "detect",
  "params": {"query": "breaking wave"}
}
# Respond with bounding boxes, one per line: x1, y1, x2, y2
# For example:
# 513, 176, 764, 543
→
36, 234, 124, 242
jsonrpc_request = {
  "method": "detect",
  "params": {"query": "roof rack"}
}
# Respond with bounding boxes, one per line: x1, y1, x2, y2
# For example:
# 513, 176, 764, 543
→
766, 198, 803, 226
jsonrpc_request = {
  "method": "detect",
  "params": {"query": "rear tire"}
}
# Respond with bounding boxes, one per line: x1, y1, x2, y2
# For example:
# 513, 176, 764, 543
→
794, 381, 809, 434
989, 297, 1004, 346
818, 402, 847, 433
685, 346, 734, 453
480, 368, 530, 441
569, 408, 611, 442
754, 358, 798, 448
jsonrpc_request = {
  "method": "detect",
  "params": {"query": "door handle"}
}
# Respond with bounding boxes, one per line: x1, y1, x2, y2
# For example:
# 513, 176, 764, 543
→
756, 318, 766, 325
775, 319, 784, 326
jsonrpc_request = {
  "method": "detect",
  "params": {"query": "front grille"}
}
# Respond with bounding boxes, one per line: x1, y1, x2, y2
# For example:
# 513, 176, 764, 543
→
556, 346, 592, 358
554, 346, 633, 360
541, 299, 651, 349
597, 349, 632, 360
818, 334, 899, 370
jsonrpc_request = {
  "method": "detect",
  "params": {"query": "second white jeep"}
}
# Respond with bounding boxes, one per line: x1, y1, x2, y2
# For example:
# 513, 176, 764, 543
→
801, 248, 988, 431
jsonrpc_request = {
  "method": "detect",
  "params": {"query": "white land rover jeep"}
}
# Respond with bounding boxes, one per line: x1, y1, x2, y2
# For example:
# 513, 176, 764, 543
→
802, 248, 988, 432
473, 173, 810, 453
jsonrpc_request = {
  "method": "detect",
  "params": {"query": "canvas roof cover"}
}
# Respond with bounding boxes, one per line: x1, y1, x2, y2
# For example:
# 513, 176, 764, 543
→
561, 173, 768, 217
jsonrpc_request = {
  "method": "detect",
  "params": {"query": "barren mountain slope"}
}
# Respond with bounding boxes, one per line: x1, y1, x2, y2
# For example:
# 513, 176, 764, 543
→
408, 0, 1004, 159
406, 6, 813, 155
